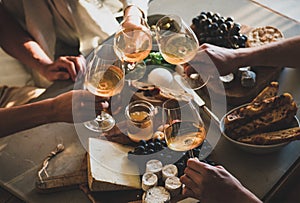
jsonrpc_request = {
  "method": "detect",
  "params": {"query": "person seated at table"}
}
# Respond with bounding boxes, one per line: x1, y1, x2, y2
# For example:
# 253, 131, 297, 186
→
180, 36, 300, 203
0, 0, 149, 117
0, 0, 149, 87
194, 35, 300, 76
180, 158, 262, 203
0, 89, 108, 138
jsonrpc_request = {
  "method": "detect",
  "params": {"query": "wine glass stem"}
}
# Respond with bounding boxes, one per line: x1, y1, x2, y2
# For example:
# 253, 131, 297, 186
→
188, 150, 194, 158
95, 113, 104, 122
127, 62, 136, 71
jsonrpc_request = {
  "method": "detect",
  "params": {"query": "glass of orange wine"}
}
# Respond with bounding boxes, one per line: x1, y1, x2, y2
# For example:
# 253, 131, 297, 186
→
162, 97, 206, 158
155, 15, 210, 90
84, 44, 125, 132
155, 15, 198, 65
114, 15, 152, 81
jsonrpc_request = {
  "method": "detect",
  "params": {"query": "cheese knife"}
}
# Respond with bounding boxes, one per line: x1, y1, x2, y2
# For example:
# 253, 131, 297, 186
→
174, 74, 220, 125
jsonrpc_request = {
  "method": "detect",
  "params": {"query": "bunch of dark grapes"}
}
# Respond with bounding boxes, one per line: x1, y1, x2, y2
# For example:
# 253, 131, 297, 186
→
191, 11, 247, 48
128, 138, 216, 176
128, 139, 167, 156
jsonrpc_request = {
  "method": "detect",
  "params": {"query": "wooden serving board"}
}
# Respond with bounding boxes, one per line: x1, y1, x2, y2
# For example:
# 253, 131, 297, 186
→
87, 138, 141, 192
205, 24, 283, 107
207, 66, 283, 107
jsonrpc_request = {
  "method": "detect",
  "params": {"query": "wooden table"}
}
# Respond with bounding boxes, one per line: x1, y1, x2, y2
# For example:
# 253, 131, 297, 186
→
1, 0, 300, 202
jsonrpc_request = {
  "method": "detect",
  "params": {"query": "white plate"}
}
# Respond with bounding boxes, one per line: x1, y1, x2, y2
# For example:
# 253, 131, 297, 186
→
219, 104, 300, 154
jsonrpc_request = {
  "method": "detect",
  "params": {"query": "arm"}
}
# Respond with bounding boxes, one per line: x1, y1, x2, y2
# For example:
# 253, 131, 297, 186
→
180, 158, 262, 203
0, 3, 85, 82
121, 0, 149, 18
198, 36, 300, 76
0, 90, 108, 138
235, 36, 300, 69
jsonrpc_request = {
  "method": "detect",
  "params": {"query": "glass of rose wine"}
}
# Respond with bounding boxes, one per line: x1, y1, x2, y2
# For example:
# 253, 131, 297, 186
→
162, 97, 206, 158
113, 15, 152, 81
155, 15, 209, 90
155, 15, 198, 65
84, 44, 125, 132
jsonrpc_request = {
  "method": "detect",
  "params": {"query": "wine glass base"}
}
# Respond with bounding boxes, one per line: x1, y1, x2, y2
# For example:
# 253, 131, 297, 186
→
84, 113, 115, 132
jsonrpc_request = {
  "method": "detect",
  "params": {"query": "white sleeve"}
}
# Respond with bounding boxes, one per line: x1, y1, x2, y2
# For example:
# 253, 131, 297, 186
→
120, 0, 149, 17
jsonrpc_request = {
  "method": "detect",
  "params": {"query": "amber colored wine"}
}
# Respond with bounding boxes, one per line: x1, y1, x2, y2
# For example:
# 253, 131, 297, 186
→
127, 111, 153, 142
160, 34, 198, 65
164, 121, 206, 151
85, 65, 124, 97
114, 29, 152, 63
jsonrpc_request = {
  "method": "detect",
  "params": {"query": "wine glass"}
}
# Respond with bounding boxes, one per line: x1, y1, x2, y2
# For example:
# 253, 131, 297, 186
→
155, 15, 209, 90
113, 15, 152, 81
162, 97, 206, 158
84, 44, 125, 132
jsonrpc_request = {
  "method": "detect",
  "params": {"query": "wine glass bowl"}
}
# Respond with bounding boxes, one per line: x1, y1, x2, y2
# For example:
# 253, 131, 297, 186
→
114, 15, 152, 81
162, 98, 206, 155
84, 44, 125, 132
155, 15, 209, 91
155, 15, 199, 65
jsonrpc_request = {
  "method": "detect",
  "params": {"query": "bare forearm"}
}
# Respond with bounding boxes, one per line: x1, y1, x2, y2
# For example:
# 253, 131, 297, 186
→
235, 36, 300, 69
2, 39, 53, 71
238, 187, 262, 203
0, 4, 52, 72
0, 99, 55, 138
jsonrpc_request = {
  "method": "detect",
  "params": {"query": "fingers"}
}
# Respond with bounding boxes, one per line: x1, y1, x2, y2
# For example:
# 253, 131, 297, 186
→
46, 55, 86, 82
180, 175, 203, 200
186, 158, 210, 174
95, 101, 109, 111
183, 166, 204, 187
182, 186, 202, 200
66, 55, 86, 76
53, 71, 71, 80
181, 186, 195, 197
180, 173, 202, 190
71, 90, 110, 122
76, 90, 109, 108
122, 15, 143, 30
199, 43, 217, 50
54, 56, 77, 81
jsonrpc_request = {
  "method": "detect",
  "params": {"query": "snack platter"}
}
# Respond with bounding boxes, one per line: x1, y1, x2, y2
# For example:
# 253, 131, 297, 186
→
207, 58, 283, 106
35, 13, 294, 202
86, 13, 292, 202
189, 12, 285, 106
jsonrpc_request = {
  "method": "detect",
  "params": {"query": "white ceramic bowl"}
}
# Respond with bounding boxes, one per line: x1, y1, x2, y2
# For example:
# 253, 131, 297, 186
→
219, 104, 299, 154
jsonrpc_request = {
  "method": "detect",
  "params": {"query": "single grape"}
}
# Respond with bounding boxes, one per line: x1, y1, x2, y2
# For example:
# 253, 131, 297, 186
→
134, 145, 145, 155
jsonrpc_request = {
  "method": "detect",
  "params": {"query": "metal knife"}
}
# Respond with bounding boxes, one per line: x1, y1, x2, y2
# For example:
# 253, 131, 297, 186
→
174, 74, 220, 125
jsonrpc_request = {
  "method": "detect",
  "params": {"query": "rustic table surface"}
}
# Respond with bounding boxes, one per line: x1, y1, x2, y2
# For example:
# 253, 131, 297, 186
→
1, 0, 300, 202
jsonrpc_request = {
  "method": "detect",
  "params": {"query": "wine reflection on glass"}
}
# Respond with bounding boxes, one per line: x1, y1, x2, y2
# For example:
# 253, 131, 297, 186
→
155, 15, 209, 90
84, 44, 125, 132
114, 15, 152, 81
155, 15, 198, 65
162, 97, 206, 158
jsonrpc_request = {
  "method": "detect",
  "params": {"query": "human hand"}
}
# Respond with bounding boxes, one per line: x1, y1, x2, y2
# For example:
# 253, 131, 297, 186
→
180, 158, 262, 203
123, 4, 146, 29
116, 15, 152, 61
40, 55, 86, 82
52, 90, 108, 123
196, 43, 238, 76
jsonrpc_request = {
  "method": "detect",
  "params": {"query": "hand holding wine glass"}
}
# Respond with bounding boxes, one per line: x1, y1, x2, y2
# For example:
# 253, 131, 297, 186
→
156, 15, 209, 90
162, 97, 206, 157
114, 15, 152, 81
84, 44, 125, 132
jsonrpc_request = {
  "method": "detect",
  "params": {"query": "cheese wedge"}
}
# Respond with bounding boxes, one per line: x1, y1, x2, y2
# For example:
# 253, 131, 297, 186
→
87, 138, 141, 191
